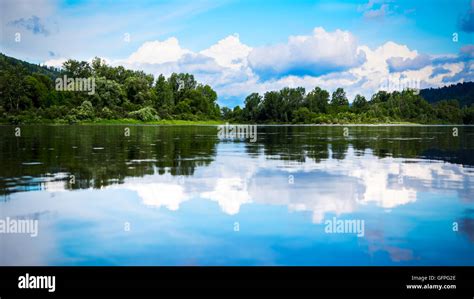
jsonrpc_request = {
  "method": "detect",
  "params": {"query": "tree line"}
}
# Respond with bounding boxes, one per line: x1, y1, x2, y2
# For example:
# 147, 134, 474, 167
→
1, 53, 473, 124
223, 86, 474, 124
0, 54, 220, 123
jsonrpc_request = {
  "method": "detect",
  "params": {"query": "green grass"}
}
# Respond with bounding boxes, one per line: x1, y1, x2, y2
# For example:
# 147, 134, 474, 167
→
0, 117, 448, 126
80, 118, 225, 125
81, 119, 423, 125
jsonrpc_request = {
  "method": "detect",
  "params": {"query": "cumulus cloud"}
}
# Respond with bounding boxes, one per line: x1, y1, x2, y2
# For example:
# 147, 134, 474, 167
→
380, 44, 473, 86
127, 37, 191, 64
119, 35, 254, 79
248, 27, 366, 79
429, 45, 474, 66
441, 62, 474, 83
124, 34, 252, 76
109, 34, 256, 101
217, 38, 467, 102
342, 41, 474, 98
200, 34, 252, 70
429, 67, 450, 79
344, 41, 419, 98
386, 54, 431, 72
386, 45, 473, 74
443, 45, 474, 83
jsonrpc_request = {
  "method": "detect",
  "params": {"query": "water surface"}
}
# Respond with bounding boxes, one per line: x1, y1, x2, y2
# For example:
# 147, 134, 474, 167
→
0, 125, 473, 265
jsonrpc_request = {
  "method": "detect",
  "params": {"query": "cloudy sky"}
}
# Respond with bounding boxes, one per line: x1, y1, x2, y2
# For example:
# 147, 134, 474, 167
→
1, 0, 473, 106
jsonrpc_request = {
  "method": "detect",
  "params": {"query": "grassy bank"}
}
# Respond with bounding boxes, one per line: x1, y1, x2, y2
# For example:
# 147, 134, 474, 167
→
80, 118, 224, 125
0, 118, 432, 126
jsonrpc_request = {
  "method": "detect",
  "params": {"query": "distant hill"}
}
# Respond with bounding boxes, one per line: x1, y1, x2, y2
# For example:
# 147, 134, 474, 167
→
420, 82, 474, 107
0, 53, 60, 80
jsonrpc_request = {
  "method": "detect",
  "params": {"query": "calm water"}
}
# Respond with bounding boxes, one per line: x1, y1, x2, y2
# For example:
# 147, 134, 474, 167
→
0, 125, 473, 266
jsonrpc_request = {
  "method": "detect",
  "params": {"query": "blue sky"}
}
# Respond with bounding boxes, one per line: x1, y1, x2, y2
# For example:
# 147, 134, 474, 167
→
1, 0, 473, 106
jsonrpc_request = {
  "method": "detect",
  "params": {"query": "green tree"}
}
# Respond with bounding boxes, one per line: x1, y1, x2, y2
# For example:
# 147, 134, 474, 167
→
91, 77, 124, 109
129, 107, 159, 121
243, 93, 262, 121
434, 100, 463, 123
280, 87, 305, 121
462, 105, 474, 124
370, 90, 390, 104
233, 106, 243, 121
63, 60, 92, 78
0, 66, 28, 112
221, 107, 233, 120
352, 94, 368, 113
124, 76, 151, 105
168, 73, 197, 103
293, 107, 314, 123
330, 88, 349, 113
154, 74, 174, 116
72, 100, 95, 120
305, 87, 329, 113
24, 75, 49, 108
261, 91, 282, 122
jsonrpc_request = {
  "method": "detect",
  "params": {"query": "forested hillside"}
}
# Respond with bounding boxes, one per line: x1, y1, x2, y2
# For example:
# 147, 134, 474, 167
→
0, 53, 220, 124
0, 53, 60, 79
420, 82, 474, 107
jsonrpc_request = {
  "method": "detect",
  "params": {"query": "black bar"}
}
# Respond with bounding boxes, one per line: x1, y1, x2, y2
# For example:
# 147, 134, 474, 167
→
0, 266, 472, 298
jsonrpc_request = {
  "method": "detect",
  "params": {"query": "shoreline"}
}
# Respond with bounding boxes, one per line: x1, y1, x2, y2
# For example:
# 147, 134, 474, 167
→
0, 120, 471, 126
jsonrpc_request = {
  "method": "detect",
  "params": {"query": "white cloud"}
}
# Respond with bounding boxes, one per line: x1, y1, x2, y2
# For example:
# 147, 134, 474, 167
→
248, 27, 366, 79
126, 37, 192, 64
123, 182, 189, 211
200, 34, 252, 70
201, 177, 252, 215
386, 54, 431, 72
43, 57, 67, 68
112, 35, 255, 99
215, 40, 425, 101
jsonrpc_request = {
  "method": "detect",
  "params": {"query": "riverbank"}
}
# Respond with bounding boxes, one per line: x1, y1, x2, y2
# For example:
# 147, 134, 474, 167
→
1, 118, 464, 126
82, 119, 426, 126
0, 119, 425, 126
82, 119, 225, 125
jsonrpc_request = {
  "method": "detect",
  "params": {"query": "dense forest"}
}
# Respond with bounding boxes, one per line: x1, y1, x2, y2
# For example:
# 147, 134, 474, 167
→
420, 82, 474, 107
0, 53, 220, 124
226, 86, 474, 124
1, 53, 473, 124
